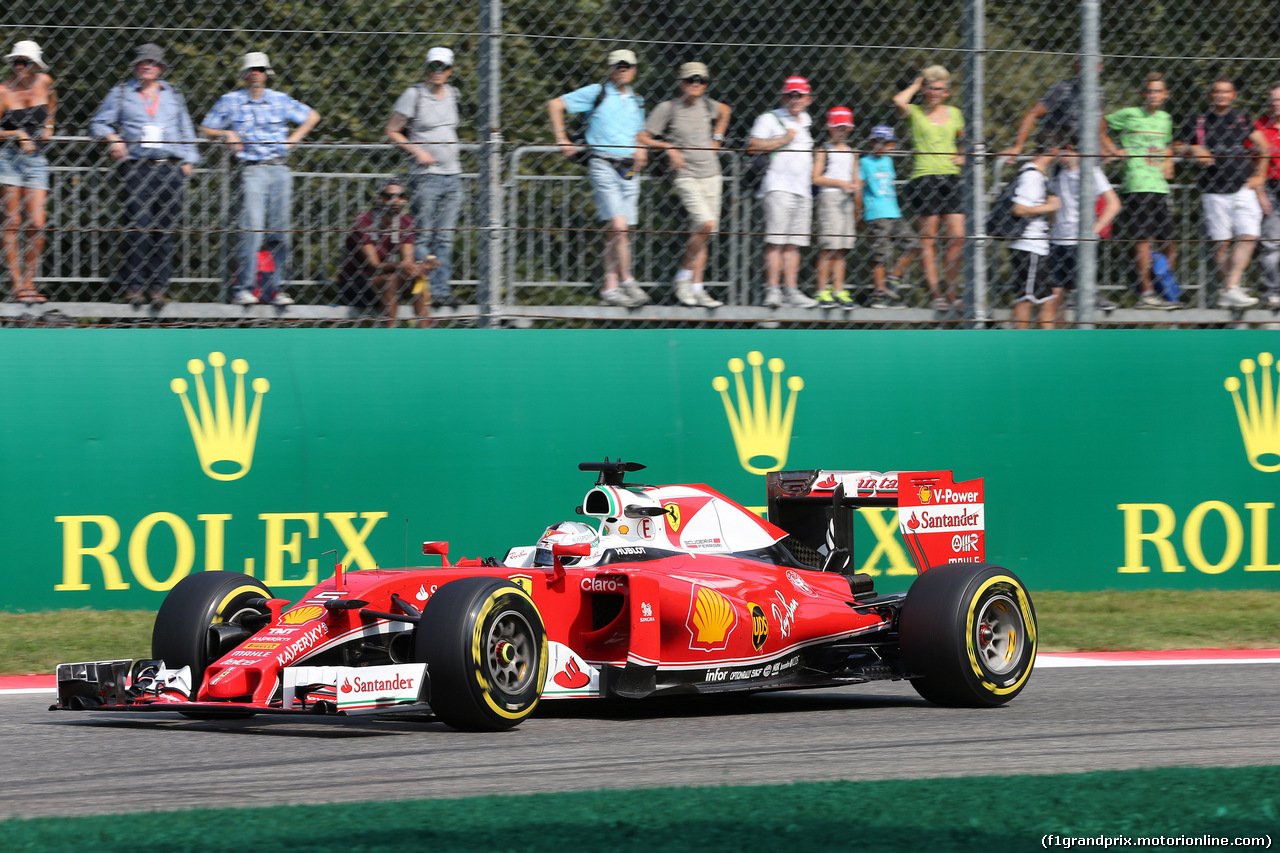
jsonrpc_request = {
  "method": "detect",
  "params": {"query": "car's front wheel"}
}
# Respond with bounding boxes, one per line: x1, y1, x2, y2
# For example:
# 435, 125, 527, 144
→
414, 577, 548, 731
899, 562, 1037, 707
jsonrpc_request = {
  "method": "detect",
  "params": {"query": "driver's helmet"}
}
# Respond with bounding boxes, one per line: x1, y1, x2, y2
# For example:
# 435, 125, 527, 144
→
533, 521, 597, 567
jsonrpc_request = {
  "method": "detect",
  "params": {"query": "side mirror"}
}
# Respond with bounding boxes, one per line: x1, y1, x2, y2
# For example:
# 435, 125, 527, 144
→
422, 541, 449, 555
551, 542, 591, 579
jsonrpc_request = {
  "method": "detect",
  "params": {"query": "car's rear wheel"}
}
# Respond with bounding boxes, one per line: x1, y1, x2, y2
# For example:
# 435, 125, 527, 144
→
415, 577, 548, 731
899, 562, 1037, 707
152, 571, 273, 694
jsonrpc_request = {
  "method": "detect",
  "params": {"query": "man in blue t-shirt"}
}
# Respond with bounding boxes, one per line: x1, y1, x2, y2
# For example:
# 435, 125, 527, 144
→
859, 126, 919, 307
547, 49, 648, 307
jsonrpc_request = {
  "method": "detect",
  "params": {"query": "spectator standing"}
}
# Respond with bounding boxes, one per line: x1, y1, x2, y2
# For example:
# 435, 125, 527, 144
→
90, 43, 199, 308
385, 47, 464, 309
859, 125, 916, 308
1176, 76, 1267, 309
1106, 73, 1178, 309
1000, 59, 1118, 161
893, 66, 964, 311
200, 51, 320, 306
812, 106, 860, 308
1007, 140, 1062, 329
1, 40, 55, 304
1047, 135, 1122, 321
337, 181, 433, 328
748, 75, 818, 308
638, 61, 730, 308
548, 49, 648, 308
1253, 83, 1280, 310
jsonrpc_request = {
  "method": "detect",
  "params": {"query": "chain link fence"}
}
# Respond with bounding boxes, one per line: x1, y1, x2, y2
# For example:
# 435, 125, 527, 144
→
3, 0, 1280, 328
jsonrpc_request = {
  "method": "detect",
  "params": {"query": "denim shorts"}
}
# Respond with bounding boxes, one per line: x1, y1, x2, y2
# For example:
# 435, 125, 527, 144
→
0, 148, 50, 191
588, 156, 639, 224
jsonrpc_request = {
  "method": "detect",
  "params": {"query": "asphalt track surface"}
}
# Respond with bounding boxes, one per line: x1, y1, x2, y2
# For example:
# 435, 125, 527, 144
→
4, 662, 1280, 820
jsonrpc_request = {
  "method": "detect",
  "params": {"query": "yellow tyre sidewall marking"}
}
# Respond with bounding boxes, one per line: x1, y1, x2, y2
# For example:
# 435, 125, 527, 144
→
471, 586, 549, 721
964, 575, 1037, 696
212, 584, 267, 625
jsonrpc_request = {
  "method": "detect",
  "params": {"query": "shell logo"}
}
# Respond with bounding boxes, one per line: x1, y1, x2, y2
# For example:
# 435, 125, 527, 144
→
919, 486, 932, 504
281, 605, 324, 625
688, 585, 737, 651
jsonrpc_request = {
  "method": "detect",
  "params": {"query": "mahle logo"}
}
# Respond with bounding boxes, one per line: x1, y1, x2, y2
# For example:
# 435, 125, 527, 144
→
1224, 352, 1280, 472
171, 352, 270, 481
712, 351, 804, 475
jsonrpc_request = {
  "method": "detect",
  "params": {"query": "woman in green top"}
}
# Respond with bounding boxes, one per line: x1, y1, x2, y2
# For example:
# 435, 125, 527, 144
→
893, 65, 965, 310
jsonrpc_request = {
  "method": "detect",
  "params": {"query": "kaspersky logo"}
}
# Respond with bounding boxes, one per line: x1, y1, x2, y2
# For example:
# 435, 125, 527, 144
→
712, 351, 804, 475
171, 352, 270, 481
1224, 352, 1280, 472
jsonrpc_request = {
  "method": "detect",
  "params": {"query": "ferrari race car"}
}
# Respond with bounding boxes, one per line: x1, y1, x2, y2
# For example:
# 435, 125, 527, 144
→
55, 461, 1037, 731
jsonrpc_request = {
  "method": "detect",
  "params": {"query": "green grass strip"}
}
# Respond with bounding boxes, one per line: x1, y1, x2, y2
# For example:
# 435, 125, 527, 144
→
2, 766, 1277, 852
6, 590, 1280, 674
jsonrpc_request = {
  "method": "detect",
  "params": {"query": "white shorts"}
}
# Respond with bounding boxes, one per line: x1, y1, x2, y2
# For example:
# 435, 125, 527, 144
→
673, 174, 722, 232
763, 190, 812, 246
1203, 188, 1262, 241
816, 190, 856, 250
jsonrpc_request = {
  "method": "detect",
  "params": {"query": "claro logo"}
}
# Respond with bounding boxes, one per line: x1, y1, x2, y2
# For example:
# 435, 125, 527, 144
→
581, 575, 626, 593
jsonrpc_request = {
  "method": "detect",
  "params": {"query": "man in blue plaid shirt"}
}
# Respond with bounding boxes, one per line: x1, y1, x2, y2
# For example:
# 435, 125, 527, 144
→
201, 51, 319, 306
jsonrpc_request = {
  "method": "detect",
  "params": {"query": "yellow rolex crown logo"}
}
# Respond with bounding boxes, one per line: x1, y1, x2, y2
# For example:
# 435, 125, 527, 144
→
1225, 352, 1280, 472
712, 351, 804, 475
171, 352, 269, 481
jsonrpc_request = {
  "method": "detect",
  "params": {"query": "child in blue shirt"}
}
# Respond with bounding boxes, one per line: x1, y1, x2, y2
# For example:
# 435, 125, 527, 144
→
859, 126, 919, 307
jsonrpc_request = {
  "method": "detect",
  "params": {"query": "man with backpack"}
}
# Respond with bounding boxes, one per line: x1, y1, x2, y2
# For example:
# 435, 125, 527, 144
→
548, 49, 649, 307
638, 62, 731, 308
1004, 138, 1062, 329
386, 47, 464, 308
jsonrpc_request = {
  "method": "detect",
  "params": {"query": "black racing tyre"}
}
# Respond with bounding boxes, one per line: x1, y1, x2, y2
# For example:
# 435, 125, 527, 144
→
899, 562, 1037, 707
414, 577, 548, 731
151, 571, 273, 691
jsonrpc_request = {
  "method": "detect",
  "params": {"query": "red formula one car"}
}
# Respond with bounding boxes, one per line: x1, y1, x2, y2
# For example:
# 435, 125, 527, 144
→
55, 461, 1037, 730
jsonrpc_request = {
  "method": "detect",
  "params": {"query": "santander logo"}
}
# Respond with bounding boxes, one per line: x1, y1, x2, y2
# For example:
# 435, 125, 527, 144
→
340, 678, 352, 693
554, 658, 590, 689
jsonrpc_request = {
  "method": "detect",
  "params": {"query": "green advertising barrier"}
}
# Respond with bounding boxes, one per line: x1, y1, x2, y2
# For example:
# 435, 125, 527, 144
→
2, 329, 1279, 612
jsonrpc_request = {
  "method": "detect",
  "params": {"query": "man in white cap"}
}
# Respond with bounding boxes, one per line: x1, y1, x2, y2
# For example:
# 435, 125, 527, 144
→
385, 46, 464, 308
90, 43, 199, 308
748, 76, 818, 308
200, 51, 320, 306
638, 61, 731, 308
548, 48, 648, 307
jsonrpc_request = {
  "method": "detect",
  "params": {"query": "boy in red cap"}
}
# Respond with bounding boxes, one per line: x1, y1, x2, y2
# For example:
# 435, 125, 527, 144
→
813, 106, 861, 308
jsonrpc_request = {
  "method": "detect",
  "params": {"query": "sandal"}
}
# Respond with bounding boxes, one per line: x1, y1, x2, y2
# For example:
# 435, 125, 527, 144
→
14, 289, 46, 304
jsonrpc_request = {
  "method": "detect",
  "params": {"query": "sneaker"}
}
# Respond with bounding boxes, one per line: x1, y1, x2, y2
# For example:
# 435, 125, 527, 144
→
931, 296, 951, 311
692, 289, 723, 309
815, 288, 835, 306
783, 288, 818, 308
1138, 292, 1178, 310
870, 289, 904, 309
1267, 293, 1280, 311
231, 290, 258, 306
1097, 295, 1117, 311
432, 293, 462, 309
675, 281, 697, 306
268, 290, 294, 306
599, 287, 635, 307
950, 297, 965, 313
126, 289, 146, 307
150, 291, 167, 309
1219, 288, 1259, 309
622, 279, 650, 306
763, 286, 783, 308
834, 290, 856, 310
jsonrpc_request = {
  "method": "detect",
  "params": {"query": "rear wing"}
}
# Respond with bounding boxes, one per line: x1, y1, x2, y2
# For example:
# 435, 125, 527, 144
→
766, 469, 985, 573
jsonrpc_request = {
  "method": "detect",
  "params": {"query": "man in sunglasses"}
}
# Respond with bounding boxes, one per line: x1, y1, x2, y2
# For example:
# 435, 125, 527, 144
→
638, 62, 731, 308
201, 51, 320, 307
548, 48, 649, 308
337, 181, 433, 327
386, 46, 464, 309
